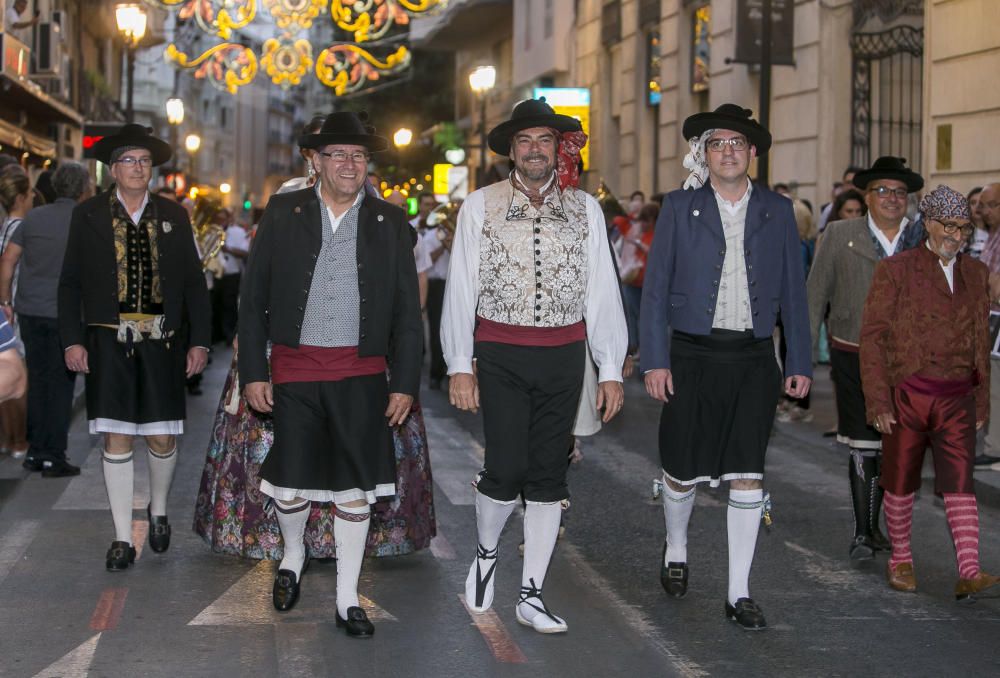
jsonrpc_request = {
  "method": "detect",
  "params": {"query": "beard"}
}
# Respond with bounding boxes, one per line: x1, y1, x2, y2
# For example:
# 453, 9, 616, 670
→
516, 154, 554, 182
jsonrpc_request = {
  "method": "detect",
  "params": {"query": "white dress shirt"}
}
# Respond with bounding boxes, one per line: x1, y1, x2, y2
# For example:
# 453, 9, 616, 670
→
116, 189, 149, 224
441, 185, 628, 383
316, 183, 364, 234
867, 214, 910, 257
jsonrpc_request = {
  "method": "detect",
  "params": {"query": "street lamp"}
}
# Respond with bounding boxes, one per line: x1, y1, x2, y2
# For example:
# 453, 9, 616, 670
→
115, 3, 147, 123
185, 133, 201, 176
166, 98, 184, 126
219, 182, 232, 195
393, 127, 413, 148
468, 65, 496, 188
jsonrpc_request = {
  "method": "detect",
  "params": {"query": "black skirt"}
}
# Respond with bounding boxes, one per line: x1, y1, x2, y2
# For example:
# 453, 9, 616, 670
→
85, 326, 186, 434
658, 329, 782, 485
259, 373, 396, 504
830, 346, 881, 450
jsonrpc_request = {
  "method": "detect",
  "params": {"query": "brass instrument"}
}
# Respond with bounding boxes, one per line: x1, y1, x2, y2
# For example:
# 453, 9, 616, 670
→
426, 200, 460, 250
191, 193, 227, 276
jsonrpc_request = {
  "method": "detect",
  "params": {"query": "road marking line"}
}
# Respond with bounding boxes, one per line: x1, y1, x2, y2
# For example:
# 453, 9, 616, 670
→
0, 519, 40, 586
559, 542, 708, 678
430, 532, 456, 560
31, 632, 101, 678
458, 594, 527, 664
131, 519, 147, 561
90, 587, 128, 631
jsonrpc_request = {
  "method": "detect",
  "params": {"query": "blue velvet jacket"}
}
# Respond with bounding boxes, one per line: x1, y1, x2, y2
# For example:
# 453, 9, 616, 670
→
639, 181, 812, 378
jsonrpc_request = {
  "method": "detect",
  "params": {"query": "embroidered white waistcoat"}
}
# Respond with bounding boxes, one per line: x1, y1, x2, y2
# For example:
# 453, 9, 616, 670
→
477, 180, 589, 327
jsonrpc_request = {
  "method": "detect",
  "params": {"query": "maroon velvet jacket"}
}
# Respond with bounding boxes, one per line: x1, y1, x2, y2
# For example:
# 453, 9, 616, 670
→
859, 243, 991, 423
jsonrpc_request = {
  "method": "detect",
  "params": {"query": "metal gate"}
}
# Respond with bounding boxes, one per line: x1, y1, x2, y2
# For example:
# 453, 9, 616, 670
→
850, 25, 923, 170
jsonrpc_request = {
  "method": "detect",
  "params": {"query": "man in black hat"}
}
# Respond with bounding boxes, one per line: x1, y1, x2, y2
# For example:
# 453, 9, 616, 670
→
58, 124, 210, 571
239, 111, 422, 637
640, 104, 811, 630
807, 156, 924, 562
442, 98, 627, 634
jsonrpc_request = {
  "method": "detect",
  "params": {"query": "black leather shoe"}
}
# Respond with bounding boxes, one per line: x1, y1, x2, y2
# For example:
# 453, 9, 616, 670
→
849, 535, 875, 561
106, 541, 136, 571
725, 598, 767, 631
272, 569, 301, 611
336, 606, 375, 637
22, 457, 44, 472
41, 459, 81, 478
659, 542, 689, 598
147, 505, 171, 553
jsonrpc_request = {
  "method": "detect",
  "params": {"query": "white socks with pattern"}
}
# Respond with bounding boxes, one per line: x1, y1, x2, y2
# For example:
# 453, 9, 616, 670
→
662, 483, 696, 564
102, 450, 134, 544
274, 498, 309, 577
335, 503, 371, 619
147, 445, 177, 516
727, 488, 764, 605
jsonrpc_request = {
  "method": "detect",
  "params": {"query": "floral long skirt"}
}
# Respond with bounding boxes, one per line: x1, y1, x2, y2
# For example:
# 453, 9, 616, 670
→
192, 354, 436, 559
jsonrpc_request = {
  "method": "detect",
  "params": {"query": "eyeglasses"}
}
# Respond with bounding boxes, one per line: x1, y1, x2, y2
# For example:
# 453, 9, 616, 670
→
706, 137, 748, 152
115, 156, 153, 168
937, 221, 975, 237
317, 150, 370, 164
869, 186, 908, 200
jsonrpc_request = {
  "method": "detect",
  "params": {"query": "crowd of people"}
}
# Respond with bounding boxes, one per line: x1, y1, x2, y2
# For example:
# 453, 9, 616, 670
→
0, 96, 997, 640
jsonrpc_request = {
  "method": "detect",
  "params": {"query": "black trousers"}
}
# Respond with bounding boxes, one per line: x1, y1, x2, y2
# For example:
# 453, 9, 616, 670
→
19, 314, 76, 462
426, 278, 447, 381
475, 340, 585, 502
213, 273, 241, 345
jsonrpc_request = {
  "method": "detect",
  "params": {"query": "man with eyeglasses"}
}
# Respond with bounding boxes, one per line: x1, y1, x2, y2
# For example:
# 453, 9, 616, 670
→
807, 156, 925, 562
860, 185, 999, 600
58, 124, 210, 571
641, 104, 811, 631
239, 112, 422, 636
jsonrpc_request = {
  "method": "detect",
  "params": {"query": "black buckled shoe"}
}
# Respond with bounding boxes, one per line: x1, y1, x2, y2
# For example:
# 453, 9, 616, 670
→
147, 505, 171, 553
40, 458, 80, 477
336, 606, 375, 637
659, 542, 689, 598
105, 541, 136, 572
725, 598, 767, 631
272, 569, 302, 611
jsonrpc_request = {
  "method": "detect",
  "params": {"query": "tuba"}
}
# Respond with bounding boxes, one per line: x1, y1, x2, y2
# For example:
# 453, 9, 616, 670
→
425, 200, 460, 250
191, 194, 227, 276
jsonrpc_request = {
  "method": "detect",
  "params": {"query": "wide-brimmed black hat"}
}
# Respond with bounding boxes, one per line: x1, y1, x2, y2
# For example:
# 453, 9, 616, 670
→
487, 98, 583, 155
298, 111, 388, 152
851, 156, 924, 193
682, 104, 772, 155
92, 123, 173, 166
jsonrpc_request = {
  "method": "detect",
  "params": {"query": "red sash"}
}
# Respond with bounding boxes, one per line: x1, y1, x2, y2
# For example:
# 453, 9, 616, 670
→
474, 315, 586, 347
270, 345, 386, 384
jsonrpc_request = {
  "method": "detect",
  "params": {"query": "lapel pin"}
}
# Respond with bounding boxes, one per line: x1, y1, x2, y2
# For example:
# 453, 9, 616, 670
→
294, 206, 302, 214
377, 214, 384, 222
848, 241, 853, 247
162, 221, 172, 233
693, 209, 700, 217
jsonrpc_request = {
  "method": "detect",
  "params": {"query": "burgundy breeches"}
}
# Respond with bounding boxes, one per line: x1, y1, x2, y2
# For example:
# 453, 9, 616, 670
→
880, 385, 976, 496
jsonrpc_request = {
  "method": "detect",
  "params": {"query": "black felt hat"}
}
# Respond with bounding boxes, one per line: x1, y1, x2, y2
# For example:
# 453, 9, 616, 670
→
92, 123, 173, 166
682, 104, 772, 155
851, 156, 924, 193
298, 111, 388, 152
487, 98, 583, 155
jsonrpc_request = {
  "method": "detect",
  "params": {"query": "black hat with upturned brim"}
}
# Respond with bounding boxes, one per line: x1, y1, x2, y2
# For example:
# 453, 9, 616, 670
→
92, 123, 173, 166
298, 111, 388, 152
682, 103, 772, 155
487, 98, 583, 155
851, 156, 924, 193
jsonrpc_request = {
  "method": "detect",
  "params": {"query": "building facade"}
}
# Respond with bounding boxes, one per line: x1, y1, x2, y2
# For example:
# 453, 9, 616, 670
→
419, 0, 998, 207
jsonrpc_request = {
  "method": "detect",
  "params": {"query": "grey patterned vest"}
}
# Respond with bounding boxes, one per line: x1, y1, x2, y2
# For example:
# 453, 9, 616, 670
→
298, 195, 361, 347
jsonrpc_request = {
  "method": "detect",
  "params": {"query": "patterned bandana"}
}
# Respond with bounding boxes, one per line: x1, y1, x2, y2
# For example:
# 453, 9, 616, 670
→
510, 171, 556, 210
919, 184, 971, 222
682, 130, 714, 190
556, 129, 588, 191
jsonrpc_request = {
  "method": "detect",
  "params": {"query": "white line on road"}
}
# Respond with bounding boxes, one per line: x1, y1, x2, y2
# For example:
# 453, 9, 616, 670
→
31, 632, 101, 678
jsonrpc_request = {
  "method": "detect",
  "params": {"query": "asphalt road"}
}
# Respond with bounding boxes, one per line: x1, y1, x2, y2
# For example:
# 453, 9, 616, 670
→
1, 350, 999, 677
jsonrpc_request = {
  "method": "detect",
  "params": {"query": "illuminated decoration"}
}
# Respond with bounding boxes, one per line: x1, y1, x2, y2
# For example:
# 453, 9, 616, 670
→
155, 0, 443, 94
533, 87, 591, 170
315, 44, 411, 96
692, 5, 711, 94
264, 0, 327, 32
261, 37, 313, 88
145, 0, 257, 40
166, 42, 258, 94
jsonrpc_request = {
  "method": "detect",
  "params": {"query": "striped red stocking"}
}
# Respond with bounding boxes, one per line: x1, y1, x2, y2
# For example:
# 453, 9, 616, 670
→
883, 491, 915, 569
943, 493, 980, 579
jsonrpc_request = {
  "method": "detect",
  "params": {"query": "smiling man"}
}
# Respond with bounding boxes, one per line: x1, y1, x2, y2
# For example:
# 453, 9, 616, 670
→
58, 124, 210, 571
640, 104, 811, 631
442, 98, 627, 634
238, 112, 422, 636
860, 185, 999, 601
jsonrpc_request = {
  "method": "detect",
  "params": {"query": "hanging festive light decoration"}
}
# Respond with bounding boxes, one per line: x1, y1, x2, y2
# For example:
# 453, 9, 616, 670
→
153, 0, 445, 94
146, 0, 257, 40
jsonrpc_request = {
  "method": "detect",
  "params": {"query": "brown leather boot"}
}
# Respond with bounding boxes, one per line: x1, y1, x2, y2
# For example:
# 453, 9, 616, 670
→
887, 561, 917, 592
955, 571, 1000, 602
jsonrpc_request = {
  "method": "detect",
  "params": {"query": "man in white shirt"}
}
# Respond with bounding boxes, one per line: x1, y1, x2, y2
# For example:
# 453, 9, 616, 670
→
6, 0, 38, 45
443, 99, 627, 634
216, 209, 249, 346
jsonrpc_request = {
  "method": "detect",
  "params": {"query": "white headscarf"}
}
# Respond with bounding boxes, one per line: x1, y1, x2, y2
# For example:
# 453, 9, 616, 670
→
682, 129, 715, 190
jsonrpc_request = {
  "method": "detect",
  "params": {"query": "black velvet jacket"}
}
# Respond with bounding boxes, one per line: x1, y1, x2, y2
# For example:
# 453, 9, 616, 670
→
237, 187, 423, 396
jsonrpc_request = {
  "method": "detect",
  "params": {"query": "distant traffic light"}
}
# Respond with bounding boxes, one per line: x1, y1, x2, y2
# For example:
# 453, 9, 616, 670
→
406, 197, 417, 216
243, 199, 252, 211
